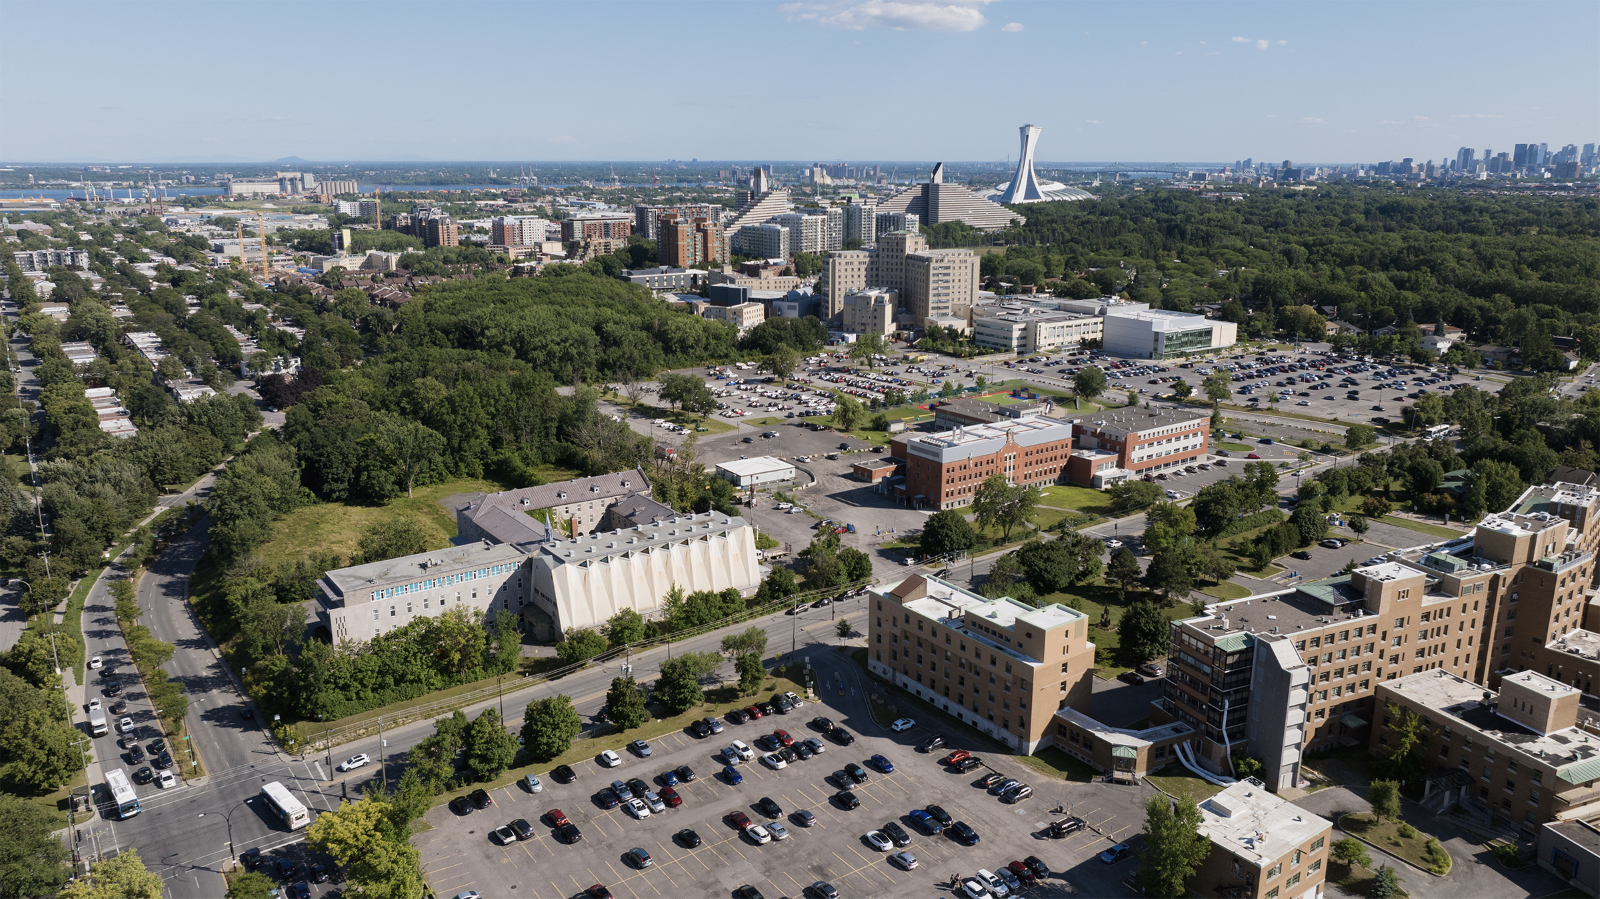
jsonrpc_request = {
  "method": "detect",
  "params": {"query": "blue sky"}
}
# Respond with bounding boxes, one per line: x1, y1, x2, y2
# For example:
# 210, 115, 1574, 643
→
3, 0, 1595, 164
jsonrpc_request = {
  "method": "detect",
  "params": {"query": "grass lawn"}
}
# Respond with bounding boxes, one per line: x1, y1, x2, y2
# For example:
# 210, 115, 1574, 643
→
1378, 515, 1469, 540
12, 770, 84, 830
1030, 506, 1100, 532
1341, 813, 1452, 875
1014, 746, 1100, 784
1198, 581, 1252, 600
1216, 442, 1254, 453
2, 452, 30, 486
249, 478, 511, 565
1146, 764, 1224, 802
1040, 485, 1116, 516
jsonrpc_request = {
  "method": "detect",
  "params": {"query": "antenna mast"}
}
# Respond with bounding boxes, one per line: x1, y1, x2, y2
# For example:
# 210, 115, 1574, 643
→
256, 210, 269, 282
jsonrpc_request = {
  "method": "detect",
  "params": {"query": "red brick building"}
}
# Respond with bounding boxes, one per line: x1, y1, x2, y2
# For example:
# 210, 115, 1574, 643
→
1064, 407, 1210, 486
901, 416, 1076, 510
560, 213, 633, 243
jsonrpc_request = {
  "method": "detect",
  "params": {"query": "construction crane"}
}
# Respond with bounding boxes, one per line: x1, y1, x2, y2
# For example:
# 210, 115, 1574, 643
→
236, 222, 245, 269
256, 211, 269, 282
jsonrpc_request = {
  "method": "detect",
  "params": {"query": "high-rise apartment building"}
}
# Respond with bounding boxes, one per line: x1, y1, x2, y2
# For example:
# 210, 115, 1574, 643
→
817, 230, 978, 325
657, 214, 727, 268
867, 574, 1096, 752
876, 211, 919, 237
772, 212, 826, 256
904, 246, 980, 323
419, 216, 458, 248
633, 203, 719, 241
491, 216, 551, 247
843, 202, 877, 246
737, 222, 790, 261
560, 212, 633, 243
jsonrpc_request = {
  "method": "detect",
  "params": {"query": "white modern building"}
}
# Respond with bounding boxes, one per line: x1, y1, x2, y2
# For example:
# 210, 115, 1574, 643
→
973, 309, 1104, 354
737, 223, 790, 261
842, 289, 896, 337
13, 248, 90, 271
316, 540, 529, 644
1102, 309, 1238, 359
715, 456, 796, 488
985, 124, 1099, 205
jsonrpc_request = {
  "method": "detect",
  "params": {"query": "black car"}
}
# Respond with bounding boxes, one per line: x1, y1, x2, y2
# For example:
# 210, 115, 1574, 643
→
148, 738, 167, 754
240, 707, 254, 720
844, 762, 868, 783
955, 756, 984, 772
830, 727, 855, 746
275, 859, 299, 881
950, 821, 980, 845
793, 741, 813, 760
132, 765, 153, 784
110, 699, 128, 715
1119, 671, 1147, 685
757, 796, 783, 818
1024, 855, 1049, 878
676, 765, 697, 782
778, 745, 798, 763
152, 752, 173, 770
1049, 816, 1087, 838
509, 818, 534, 841
678, 827, 702, 847
102, 681, 122, 697
690, 719, 711, 738
310, 863, 330, 883
811, 716, 833, 731
916, 735, 945, 753
731, 708, 751, 724
925, 804, 953, 826
598, 788, 621, 809
469, 789, 494, 809
450, 796, 474, 815
553, 764, 577, 783
838, 442, 850, 450
756, 734, 780, 752
736, 887, 765, 899
883, 821, 911, 847
127, 744, 145, 764
835, 790, 860, 809
1290, 550, 1313, 560
626, 778, 649, 799
239, 848, 261, 871
759, 702, 776, 717
558, 822, 583, 843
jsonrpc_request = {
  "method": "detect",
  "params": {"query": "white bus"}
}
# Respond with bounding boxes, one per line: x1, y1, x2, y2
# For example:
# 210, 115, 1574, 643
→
260, 781, 310, 831
1424, 424, 1452, 439
105, 768, 140, 820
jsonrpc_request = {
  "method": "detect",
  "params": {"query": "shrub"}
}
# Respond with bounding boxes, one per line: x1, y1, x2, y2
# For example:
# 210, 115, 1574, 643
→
1397, 822, 1418, 839
1425, 837, 1450, 873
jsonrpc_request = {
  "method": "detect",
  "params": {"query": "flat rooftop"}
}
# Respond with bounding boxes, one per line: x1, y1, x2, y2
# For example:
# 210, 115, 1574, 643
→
534, 512, 748, 567
1551, 629, 1600, 662
1069, 405, 1211, 435
323, 540, 529, 601
895, 578, 1074, 666
1198, 780, 1330, 869
1183, 587, 1364, 643
1054, 706, 1193, 748
1105, 308, 1219, 330
714, 456, 794, 477
911, 416, 1069, 449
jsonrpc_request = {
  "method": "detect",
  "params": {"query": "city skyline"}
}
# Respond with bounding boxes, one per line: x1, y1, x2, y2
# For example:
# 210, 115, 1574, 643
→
1, 0, 1596, 165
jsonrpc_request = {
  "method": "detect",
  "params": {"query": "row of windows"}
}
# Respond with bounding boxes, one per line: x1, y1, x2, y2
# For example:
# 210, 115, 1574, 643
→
368, 565, 513, 603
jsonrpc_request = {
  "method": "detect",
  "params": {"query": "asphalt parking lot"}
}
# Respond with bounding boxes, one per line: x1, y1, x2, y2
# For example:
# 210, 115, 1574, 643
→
415, 689, 1159, 899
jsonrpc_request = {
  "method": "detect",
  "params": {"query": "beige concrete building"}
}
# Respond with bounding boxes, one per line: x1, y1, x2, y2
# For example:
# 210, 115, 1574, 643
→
1192, 779, 1332, 899
702, 301, 765, 335
818, 230, 979, 326
868, 575, 1096, 752
842, 289, 896, 336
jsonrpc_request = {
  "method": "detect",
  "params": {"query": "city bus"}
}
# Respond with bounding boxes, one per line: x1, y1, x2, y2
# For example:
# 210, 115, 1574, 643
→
1424, 424, 1452, 440
105, 768, 141, 820
260, 781, 310, 831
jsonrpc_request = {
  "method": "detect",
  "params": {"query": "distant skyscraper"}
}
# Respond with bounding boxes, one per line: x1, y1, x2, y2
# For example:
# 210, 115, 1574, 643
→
1514, 144, 1531, 168
1455, 147, 1476, 171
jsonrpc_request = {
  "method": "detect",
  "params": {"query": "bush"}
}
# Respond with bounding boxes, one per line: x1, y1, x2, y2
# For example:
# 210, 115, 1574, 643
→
1397, 822, 1418, 839
1215, 508, 1285, 540
1425, 837, 1450, 874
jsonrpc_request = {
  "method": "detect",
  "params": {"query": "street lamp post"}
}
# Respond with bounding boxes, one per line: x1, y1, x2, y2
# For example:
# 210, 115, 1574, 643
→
220, 797, 255, 865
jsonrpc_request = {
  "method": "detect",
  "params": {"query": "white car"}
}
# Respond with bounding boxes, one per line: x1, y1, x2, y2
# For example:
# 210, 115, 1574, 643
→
976, 869, 1010, 897
865, 830, 894, 852
599, 749, 622, 768
962, 879, 993, 899
1104, 538, 1123, 549
156, 770, 176, 789
760, 752, 787, 770
890, 718, 915, 732
624, 798, 652, 819
337, 753, 370, 772
748, 823, 773, 844
116, 717, 134, 734
89, 656, 102, 670
88, 698, 102, 713
730, 740, 754, 761
782, 691, 803, 708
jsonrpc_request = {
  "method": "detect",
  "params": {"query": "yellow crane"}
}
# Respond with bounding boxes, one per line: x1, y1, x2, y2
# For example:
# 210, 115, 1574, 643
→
256, 211, 269, 282
235, 222, 245, 269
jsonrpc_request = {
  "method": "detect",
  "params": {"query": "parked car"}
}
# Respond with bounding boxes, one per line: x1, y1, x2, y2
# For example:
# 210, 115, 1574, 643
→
917, 734, 945, 752
890, 717, 915, 732
469, 789, 494, 809
599, 750, 622, 768
1100, 842, 1132, 864
337, 753, 370, 772
552, 764, 577, 783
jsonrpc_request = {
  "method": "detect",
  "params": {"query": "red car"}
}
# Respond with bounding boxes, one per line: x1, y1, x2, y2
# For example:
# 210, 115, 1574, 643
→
942, 750, 971, 765
774, 729, 794, 747
745, 705, 764, 720
1008, 861, 1037, 886
547, 809, 569, 827
729, 810, 753, 831
660, 786, 683, 807
1246, 453, 1262, 459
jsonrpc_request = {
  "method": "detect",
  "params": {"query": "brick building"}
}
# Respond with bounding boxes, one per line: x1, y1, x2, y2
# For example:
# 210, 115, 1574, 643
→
1065, 406, 1211, 484
868, 574, 1095, 752
1192, 779, 1332, 899
560, 212, 633, 243
900, 415, 1075, 510
657, 213, 728, 268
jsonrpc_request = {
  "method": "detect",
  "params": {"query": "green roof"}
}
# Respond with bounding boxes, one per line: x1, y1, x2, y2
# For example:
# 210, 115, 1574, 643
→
1112, 745, 1138, 759
1559, 758, 1600, 786
1214, 633, 1253, 653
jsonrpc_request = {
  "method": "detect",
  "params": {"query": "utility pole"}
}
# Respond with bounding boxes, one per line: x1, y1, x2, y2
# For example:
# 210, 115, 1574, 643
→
377, 715, 385, 794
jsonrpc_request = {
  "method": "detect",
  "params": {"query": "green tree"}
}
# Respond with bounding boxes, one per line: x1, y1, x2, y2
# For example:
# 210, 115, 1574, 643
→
375, 417, 445, 498
1143, 547, 1195, 606
1108, 546, 1142, 597
1140, 795, 1211, 898
1378, 702, 1430, 783
226, 872, 278, 899
5, 709, 88, 791
606, 676, 649, 729
1118, 600, 1170, 663
919, 509, 977, 559
1361, 496, 1393, 518
0, 793, 70, 898
385, 768, 432, 842
1074, 365, 1107, 402
354, 519, 429, 565
1331, 837, 1372, 869
835, 618, 851, 640
1202, 371, 1231, 404
1470, 458, 1524, 514
1350, 516, 1371, 535
57, 850, 165, 899
972, 473, 1041, 542
735, 651, 765, 696
1015, 535, 1103, 593
838, 546, 873, 582
766, 346, 801, 381
655, 651, 720, 714
832, 394, 864, 431
1345, 423, 1377, 450
1172, 380, 1193, 399
521, 694, 582, 761
607, 608, 648, 647
1368, 779, 1403, 821
463, 707, 517, 782
555, 628, 609, 665
1368, 864, 1401, 899
1109, 479, 1162, 514
305, 799, 424, 899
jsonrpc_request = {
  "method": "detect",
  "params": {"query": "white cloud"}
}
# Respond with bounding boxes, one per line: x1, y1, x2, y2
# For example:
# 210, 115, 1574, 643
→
1086, 120, 1101, 124
1206, 51, 1221, 55
1277, 39, 1287, 46
1232, 36, 1250, 42
1174, 51, 1183, 55
549, 135, 577, 144
1141, 40, 1148, 47
1300, 117, 1325, 124
798, 1, 996, 32
1255, 39, 1269, 50
1001, 21, 1023, 32
1199, 40, 1206, 45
